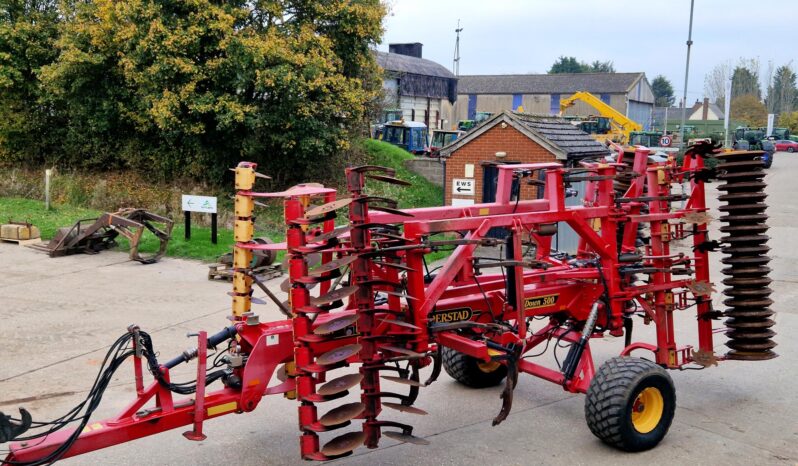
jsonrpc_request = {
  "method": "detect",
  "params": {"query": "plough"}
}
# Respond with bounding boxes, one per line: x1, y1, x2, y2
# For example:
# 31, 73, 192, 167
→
1, 141, 776, 463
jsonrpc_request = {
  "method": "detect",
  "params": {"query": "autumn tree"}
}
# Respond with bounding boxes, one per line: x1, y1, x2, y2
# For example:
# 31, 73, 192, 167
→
23, 0, 385, 183
730, 95, 767, 127
651, 75, 675, 107
778, 111, 798, 134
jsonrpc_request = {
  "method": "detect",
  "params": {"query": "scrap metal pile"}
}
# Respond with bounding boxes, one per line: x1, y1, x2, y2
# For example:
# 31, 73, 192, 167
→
1, 141, 776, 464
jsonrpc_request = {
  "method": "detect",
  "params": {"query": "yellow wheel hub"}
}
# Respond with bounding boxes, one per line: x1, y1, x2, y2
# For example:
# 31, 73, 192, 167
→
477, 349, 502, 373
631, 387, 664, 434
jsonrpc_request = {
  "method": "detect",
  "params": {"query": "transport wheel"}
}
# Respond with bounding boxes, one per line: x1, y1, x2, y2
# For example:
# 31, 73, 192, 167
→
442, 347, 507, 388
584, 356, 676, 451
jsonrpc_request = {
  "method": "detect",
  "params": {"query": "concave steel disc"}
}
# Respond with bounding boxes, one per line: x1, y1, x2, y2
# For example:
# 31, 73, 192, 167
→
381, 375, 425, 387
380, 345, 424, 358
718, 192, 768, 202
723, 297, 774, 308
382, 431, 430, 445
309, 225, 352, 244
725, 349, 778, 361
380, 318, 421, 330
320, 431, 366, 456
305, 198, 353, 218
319, 402, 366, 426
309, 255, 359, 276
382, 402, 428, 415
317, 373, 364, 396
314, 314, 359, 335
311, 286, 359, 306
316, 344, 362, 366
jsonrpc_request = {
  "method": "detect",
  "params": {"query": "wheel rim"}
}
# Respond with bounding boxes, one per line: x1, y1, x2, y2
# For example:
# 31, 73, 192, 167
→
631, 387, 664, 434
477, 349, 502, 373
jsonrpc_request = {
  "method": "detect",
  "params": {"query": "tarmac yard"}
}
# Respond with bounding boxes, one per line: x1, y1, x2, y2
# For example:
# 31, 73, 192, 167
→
1, 155, 797, 465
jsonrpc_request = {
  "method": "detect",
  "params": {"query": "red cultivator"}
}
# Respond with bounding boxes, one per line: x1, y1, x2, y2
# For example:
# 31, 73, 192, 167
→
2, 141, 776, 463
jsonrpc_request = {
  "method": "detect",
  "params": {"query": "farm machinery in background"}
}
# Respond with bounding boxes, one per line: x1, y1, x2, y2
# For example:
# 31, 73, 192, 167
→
560, 91, 643, 145
1, 141, 777, 463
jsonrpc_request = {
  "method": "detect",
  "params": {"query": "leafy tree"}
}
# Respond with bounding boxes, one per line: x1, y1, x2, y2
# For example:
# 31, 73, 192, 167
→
731, 59, 761, 100
730, 94, 767, 127
588, 60, 615, 73
651, 75, 675, 107
766, 65, 797, 114
0, 0, 61, 162
549, 56, 585, 74
778, 111, 798, 133
24, 0, 385, 183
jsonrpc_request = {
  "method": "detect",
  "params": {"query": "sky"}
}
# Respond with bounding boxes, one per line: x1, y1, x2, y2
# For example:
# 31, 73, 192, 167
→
379, 0, 797, 104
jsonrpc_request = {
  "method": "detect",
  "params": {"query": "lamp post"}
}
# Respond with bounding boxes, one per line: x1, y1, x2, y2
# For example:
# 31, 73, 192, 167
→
678, 0, 695, 151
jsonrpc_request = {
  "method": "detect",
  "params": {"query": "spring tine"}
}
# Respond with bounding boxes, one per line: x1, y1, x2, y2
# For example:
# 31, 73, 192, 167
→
369, 205, 414, 217
314, 314, 359, 335
305, 198, 353, 218
382, 430, 430, 445
319, 402, 366, 427
382, 402, 428, 415
310, 285, 358, 306
381, 375, 426, 387
317, 344, 362, 366
365, 174, 412, 186
320, 431, 366, 456
317, 373, 364, 396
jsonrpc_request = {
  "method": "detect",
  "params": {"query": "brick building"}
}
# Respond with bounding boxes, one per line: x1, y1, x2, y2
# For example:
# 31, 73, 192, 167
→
439, 111, 609, 206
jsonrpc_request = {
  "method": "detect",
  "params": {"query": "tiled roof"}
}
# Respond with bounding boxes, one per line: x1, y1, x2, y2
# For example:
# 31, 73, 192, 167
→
458, 72, 644, 95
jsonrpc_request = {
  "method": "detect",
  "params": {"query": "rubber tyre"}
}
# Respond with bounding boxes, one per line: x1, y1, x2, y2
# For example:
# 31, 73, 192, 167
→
585, 357, 676, 452
442, 347, 507, 388
788, 147, 794, 153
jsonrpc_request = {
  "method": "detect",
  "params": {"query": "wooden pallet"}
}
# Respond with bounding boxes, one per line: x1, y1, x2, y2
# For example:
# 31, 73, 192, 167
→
208, 263, 283, 282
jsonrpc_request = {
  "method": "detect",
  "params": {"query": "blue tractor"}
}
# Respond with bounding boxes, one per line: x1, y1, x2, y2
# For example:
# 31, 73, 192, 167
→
380, 120, 429, 155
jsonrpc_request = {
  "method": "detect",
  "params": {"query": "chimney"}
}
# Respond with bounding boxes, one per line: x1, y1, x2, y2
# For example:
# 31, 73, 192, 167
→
701, 97, 709, 121
388, 43, 423, 58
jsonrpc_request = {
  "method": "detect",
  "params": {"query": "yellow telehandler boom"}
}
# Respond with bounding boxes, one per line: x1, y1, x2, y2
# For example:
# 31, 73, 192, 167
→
559, 91, 642, 144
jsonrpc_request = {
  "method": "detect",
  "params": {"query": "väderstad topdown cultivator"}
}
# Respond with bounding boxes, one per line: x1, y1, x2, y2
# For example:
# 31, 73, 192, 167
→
1, 141, 776, 463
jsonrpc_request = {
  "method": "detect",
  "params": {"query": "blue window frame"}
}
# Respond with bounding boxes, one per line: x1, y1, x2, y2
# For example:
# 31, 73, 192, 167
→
600, 93, 611, 105
512, 94, 523, 111
550, 94, 560, 115
467, 95, 477, 120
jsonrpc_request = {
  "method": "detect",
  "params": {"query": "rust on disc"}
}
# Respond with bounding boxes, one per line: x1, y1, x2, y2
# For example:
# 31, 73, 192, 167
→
382, 431, 430, 445
317, 344, 362, 366
311, 286, 359, 306
319, 402, 366, 426
381, 375, 425, 387
309, 255, 359, 276
382, 402, 428, 415
321, 431, 366, 456
305, 198, 353, 218
314, 314, 360, 335
317, 373, 364, 396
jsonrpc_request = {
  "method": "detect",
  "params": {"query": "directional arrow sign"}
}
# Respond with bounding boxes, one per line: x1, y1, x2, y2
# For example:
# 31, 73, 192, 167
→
452, 178, 474, 196
182, 195, 217, 214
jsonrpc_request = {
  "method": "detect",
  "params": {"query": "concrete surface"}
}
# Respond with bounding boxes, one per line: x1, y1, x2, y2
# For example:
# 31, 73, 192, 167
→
1, 153, 797, 465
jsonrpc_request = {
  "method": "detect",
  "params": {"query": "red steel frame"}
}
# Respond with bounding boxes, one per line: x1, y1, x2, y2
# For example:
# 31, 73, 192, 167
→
5, 147, 720, 462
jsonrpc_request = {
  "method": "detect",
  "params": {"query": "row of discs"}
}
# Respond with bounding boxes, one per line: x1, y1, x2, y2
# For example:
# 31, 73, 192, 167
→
714, 151, 777, 360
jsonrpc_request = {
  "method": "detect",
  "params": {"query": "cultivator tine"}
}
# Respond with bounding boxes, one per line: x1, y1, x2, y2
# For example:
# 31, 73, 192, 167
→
320, 431, 366, 456
382, 430, 430, 445
365, 174, 413, 186
317, 373, 364, 396
305, 198, 353, 218
314, 314, 360, 335
382, 402, 428, 416
319, 403, 366, 427
310, 285, 359, 306
316, 344, 362, 366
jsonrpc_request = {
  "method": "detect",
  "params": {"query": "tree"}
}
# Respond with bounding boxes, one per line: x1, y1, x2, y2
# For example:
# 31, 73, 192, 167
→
730, 94, 767, 127
26, 0, 385, 183
0, 0, 61, 162
548, 56, 614, 74
778, 111, 798, 134
549, 56, 586, 74
704, 60, 731, 106
766, 64, 797, 115
651, 75, 675, 107
731, 58, 761, 100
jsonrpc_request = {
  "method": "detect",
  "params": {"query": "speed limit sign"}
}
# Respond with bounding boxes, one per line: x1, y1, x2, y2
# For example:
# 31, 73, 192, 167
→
660, 135, 672, 147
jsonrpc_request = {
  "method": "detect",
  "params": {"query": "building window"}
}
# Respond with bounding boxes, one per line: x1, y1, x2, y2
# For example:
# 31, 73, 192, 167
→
468, 95, 477, 120
600, 93, 611, 105
550, 94, 560, 115
512, 94, 523, 111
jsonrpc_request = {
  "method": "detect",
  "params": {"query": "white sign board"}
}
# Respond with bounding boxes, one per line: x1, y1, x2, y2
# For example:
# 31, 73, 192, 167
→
452, 198, 475, 207
452, 178, 475, 196
766, 114, 775, 137
182, 195, 217, 214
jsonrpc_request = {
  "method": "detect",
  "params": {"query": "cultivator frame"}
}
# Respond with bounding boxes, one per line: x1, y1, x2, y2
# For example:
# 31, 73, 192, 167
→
2, 142, 776, 463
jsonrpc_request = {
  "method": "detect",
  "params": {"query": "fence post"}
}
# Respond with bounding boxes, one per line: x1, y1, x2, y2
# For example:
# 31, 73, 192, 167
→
45, 169, 52, 211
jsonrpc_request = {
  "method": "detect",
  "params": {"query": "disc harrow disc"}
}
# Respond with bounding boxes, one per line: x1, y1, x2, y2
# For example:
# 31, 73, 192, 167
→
319, 402, 366, 426
317, 344, 362, 366
314, 314, 360, 335
305, 198, 353, 218
382, 431, 430, 445
309, 255, 359, 276
311, 286, 359, 306
382, 402, 429, 415
381, 375, 426, 387
321, 431, 366, 456
317, 373, 364, 396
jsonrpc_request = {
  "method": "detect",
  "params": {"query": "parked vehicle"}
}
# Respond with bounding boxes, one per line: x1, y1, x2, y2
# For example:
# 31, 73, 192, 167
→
774, 139, 798, 152
428, 129, 465, 156
381, 120, 428, 155
457, 112, 493, 132
760, 140, 775, 168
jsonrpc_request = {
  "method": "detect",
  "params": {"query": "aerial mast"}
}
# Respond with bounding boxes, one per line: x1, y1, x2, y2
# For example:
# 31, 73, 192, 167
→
453, 19, 463, 76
